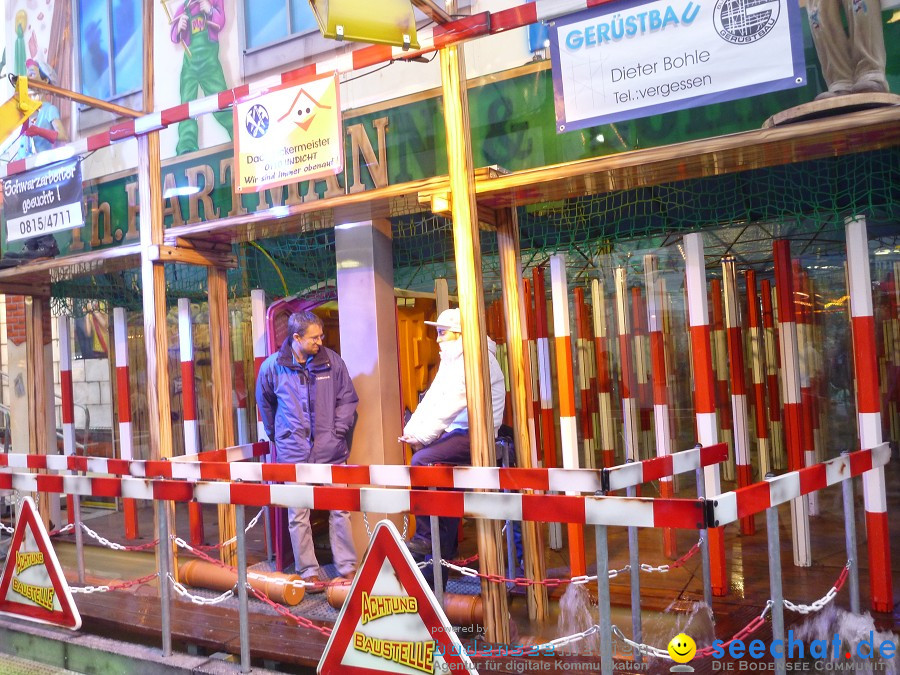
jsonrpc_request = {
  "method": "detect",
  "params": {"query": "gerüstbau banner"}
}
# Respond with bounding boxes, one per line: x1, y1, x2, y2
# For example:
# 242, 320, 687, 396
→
3, 159, 84, 242
233, 73, 344, 194
550, 0, 805, 132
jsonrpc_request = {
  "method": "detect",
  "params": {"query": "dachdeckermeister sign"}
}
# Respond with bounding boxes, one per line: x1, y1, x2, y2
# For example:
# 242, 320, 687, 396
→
549, 0, 806, 132
2, 159, 84, 242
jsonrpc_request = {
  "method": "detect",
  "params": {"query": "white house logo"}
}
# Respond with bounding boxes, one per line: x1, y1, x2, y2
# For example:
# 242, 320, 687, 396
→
713, 0, 780, 44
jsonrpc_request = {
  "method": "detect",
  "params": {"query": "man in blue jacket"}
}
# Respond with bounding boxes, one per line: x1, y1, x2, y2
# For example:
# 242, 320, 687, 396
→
256, 311, 358, 590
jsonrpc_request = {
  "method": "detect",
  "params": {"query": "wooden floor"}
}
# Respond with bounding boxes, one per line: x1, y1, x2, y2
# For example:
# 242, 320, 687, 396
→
20, 449, 900, 674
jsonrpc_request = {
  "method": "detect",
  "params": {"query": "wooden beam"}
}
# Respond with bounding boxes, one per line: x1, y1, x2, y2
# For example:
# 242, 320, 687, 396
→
0, 282, 50, 297
24, 296, 52, 528
22, 77, 142, 118
148, 245, 237, 268
496, 206, 548, 621
208, 266, 237, 566
440, 0, 509, 644
411, 0, 452, 24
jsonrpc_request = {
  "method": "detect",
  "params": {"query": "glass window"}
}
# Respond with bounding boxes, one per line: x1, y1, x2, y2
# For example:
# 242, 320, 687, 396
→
245, 0, 318, 50
78, 0, 143, 100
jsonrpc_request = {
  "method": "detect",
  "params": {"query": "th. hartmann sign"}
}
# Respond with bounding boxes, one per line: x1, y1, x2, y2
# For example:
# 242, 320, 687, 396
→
3, 158, 84, 242
550, 0, 806, 132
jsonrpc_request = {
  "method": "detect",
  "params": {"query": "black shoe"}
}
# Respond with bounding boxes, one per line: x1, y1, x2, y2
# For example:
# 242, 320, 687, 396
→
406, 538, 432, 556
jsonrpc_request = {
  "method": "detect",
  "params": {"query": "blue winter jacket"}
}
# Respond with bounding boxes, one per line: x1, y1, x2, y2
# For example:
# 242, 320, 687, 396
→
255, 339, 359, 465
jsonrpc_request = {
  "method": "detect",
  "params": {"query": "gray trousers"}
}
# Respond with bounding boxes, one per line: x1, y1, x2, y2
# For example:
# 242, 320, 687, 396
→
288, 506, 357, 578
807, 0, 887, 93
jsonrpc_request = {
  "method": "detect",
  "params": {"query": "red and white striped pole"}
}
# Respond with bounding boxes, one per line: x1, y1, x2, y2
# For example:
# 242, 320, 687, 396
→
889, 264, 900, 438
590, 278, 616, 468
746, 271, 771, 478
793, 262, 818, 516
251, 289, 268, 442
574, 287, 596, 469
178, 298, 204, 546
58, 315, 76, 525
773, 240, 812, 567
845, 215, 893, 612
523, 278, 542, 463
550, 254, 586, 576
722, 258, 754, 535
683, 233, 727, 595
533, 266, 562, 550
231, 310, 250, 445
761, 280, 785, 471
614, 268, 640, 466
710, 279, 734, 482
644, 254, 677, 557
632, 286, 654, 457
112, 307, 138, 540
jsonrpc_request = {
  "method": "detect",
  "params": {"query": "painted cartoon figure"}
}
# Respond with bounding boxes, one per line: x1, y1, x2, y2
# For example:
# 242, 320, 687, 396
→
168, 0, 234, 154
807, 0, 889, 99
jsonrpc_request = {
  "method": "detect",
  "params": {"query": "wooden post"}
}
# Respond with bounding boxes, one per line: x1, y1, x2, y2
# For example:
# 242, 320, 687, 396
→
722, 258, 754, 535
683, 233, 727, 595
496, 207, 548, 621
644, 255, 677, 557
549, 254, 586, 577
25, 295, 53, 529
772, 240, 811, 568
208, 267, 237, 565
439, 4, 509, 641
590, 279, 616, 468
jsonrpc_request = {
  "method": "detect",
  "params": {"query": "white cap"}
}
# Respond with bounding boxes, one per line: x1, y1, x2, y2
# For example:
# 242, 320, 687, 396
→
424, 308, 461, 333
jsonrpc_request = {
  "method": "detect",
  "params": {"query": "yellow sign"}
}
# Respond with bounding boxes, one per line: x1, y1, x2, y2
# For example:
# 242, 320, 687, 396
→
233, 73, 344, 194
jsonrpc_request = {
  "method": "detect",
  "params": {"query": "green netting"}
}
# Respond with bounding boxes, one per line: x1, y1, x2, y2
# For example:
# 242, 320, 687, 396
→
49, 147, 899, 314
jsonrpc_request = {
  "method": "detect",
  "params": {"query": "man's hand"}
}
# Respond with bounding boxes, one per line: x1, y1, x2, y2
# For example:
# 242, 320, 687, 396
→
398, 434, 421, 450
198, 0, 212, 15
177, 13, 189, 32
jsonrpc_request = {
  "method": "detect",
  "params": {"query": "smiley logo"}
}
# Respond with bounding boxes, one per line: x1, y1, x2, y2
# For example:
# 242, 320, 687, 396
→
667, 633, 696, 663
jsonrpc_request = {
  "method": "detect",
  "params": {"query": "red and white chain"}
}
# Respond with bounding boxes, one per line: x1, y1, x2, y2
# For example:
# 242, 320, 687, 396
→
363, 512, 408, 539
783, 560, 850, 615
69, 572, 159, 594
79, 522, 159, 551
640, 538, 703, 573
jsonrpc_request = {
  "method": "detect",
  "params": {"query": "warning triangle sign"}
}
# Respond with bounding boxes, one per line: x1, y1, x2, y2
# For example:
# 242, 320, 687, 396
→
318, 520, 476, 674
0, 496, 81, 629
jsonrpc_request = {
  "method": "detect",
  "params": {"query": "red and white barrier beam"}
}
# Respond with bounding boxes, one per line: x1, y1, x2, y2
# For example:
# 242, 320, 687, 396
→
845, 215, 893, 613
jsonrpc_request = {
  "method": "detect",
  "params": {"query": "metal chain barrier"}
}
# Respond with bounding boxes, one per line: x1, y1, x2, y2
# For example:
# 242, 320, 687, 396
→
196, 507, 266, 551
48, 523, 74, 537
246, 585, 333, 637
640, 538, 703, 573
783, 560, 850, 615
0, 521, 12, 534
363, 512, 408, 539
168, 573, 236, 605
441, 559, 631, 588
79, 522, 159, 551
69, 572, 159, 595
695, 602, 773, 658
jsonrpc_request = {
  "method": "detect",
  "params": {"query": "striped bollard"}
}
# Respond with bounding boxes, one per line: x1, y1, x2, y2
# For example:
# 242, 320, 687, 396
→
746, 271, 771, 478
845, 215, 893, 612
710, 279, 735, 482
683, 233, 727, 595
251, 289, 268, 442
773, 240, 811, 567
590, 278, 616, 468
113, 308, 138, 539
722, 258, 754, 535
614, 268, 640, 468
58, 316, 76, 525
644, 255, 677, 557
793, 263, 818, 517
632, 287, 654, 458
523, 278, 543, 462
178, 298, 204, 546
533, 266, 562, 550
761, 281, 785, 471
550, 254, 586, 576
889, 264, 900, 439
574, 287, 596, 469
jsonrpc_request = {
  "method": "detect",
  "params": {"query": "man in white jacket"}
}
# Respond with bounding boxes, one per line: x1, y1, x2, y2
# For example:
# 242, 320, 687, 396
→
399, 308, 506, 560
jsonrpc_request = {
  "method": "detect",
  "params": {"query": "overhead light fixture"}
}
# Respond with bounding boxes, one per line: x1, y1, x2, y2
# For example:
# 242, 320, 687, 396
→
309, 0, 419, 50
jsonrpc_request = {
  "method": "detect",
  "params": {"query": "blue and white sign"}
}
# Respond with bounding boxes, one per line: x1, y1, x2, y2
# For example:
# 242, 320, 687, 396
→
550, 0, 805, 132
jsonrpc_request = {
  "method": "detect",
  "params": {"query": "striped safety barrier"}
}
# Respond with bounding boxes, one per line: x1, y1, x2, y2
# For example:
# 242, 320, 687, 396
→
707, 443, 890, 528
0, 442, 728, 494
0, 471, 707, 530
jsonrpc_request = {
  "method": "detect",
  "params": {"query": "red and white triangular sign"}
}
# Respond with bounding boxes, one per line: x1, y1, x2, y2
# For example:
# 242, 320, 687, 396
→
318, 520, 476, 674
0, 496, 81, 629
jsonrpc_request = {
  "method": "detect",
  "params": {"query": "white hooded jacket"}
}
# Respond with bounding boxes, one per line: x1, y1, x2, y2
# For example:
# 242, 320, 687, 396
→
402, 337, 506, 446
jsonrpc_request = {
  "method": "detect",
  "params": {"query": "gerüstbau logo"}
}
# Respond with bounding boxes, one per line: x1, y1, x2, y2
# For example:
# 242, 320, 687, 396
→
713, 0, 781, 45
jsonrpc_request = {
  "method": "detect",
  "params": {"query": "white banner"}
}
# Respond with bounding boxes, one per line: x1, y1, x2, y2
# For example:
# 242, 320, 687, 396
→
550, 0, 805, 132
